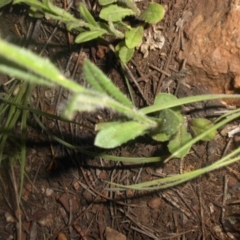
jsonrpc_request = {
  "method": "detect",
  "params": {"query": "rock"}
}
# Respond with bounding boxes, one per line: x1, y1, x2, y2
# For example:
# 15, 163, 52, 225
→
57, 233, 68, 240
147, 197, 162, 209
45, 188, 54, 197
179, 0, 240, 105
38, 213, 54, 227
5, 212, 15, 223
58, 193, 79, 213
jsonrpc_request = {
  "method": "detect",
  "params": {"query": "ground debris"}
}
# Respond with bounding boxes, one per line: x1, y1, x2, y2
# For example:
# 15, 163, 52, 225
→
105, 227, 126, 240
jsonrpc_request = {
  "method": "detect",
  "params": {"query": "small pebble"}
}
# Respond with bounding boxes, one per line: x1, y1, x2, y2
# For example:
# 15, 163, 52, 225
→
147, 197, 162, 209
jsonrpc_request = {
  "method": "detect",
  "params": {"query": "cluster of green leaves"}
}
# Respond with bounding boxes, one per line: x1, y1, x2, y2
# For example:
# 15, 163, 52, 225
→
148, 94, 217, 158
0, 36, 231, 159
2, 0, 214, 157
1, 38, 240, 190
12, 0, 165, 62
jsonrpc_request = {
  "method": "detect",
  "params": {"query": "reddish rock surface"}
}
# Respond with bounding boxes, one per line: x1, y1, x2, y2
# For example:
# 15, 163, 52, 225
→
179, 0, 240, 105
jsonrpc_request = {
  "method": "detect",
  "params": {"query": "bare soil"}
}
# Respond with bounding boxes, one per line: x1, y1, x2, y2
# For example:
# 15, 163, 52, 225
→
1, 0, 240, 240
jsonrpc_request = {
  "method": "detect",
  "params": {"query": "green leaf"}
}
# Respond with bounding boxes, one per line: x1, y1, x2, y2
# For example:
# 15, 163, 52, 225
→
44, 0, 77, 21
189, 118, 217, 141
78, 3, 98, 27
151, 109, 184, 142
139, 2, 165, 24
115, 41, 135, 63
99, 4, 135, 22
98, 0, 117, 5
0, 61, 53, 87
0, 38, 86, 93
83, 59, 133, 107
14, 0, 47, 17
14, 0, 79, 23
63, 92, 106, 119
75, 30, 105, 43
95, 121, 148, 148
141, 94, 240, 115
0, 38, 61, 83
154, 93, 181, 113
168, 124, 192, 158
125, 26, 143, 49
0, 0, 12, 8
66, 22, 85, 32
28, 7, 45, 18
118, 0, 140, 16
107, 18, 125, 38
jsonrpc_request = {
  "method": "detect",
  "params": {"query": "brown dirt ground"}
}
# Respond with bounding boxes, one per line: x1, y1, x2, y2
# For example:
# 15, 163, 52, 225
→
1, 0, 240, 239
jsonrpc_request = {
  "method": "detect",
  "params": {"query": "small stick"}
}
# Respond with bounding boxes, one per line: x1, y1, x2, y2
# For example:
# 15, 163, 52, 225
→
73, 223, 88, 240
175, 189, 198, 219
180, 29, 185, 51
173, 212, 179, 235
125, 212, 159, 239
221, 175, 228, 224
122, 62, 150, 105
198, 182, 206, 240
80, 167, 138, 207
148, 64, 171, 77
9, 159, 22, 240
130, 59, 144, 78
162, 191, 192, 218
136, 72, 157, 82
155, 36, 179, 94
39, 1, 73, 56
68, 198, 73, 237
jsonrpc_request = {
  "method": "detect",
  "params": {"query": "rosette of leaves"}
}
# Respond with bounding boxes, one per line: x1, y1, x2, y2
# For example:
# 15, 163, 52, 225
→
0, 36, 227, 161
98, 0, 165, 62
12, 0, 165, 63
81, 62, 217, 158
147, 93, 217, 158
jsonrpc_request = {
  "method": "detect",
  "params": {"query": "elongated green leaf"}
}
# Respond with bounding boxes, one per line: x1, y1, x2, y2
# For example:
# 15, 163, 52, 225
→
63, 92, 107, 119
140, 94, 240, 115
0, 39, 61, 82
115, 41, 134, 63
112, 148, 240, 190
100, 5, 135, 22
0, 62, 53, 87
0, 38, 86, 93
45, 0, 77, 21
125, 26, 143, 49
75, 30, 105, 43
66, 22, 85, 32
139, 2, 165, 24
118, 0, 140, 16
14, 0, 79, 23
95, 121, 148, 148
189, 118, 217, 141
107, 18, 125, 38
14, 0, 47, 19
79, 3, 98, 27
0, 38, 154, 125
14, 0, 46, 10
98, 0, 117, 5
168, 124, 192, 158
83, 59, 133, 107
63, 90, 147, 122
